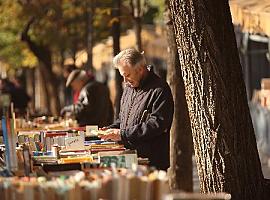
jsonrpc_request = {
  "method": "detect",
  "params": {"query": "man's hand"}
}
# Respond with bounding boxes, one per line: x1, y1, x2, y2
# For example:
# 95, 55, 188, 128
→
98, 128, 121, 141
60, 105, 73, 116
60, 107, 67, 116
99, 127, 108, 131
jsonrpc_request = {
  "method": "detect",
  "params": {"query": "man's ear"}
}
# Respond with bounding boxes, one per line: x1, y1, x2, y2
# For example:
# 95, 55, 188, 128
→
138, 65, 144, 73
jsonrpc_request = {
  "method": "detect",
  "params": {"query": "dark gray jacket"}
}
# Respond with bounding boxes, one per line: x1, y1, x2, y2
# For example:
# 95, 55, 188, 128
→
109, 70, 174, 170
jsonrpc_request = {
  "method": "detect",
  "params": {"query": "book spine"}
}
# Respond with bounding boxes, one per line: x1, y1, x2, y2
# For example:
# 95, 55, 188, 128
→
10, 116, 18, 171
2, 116, 11, 171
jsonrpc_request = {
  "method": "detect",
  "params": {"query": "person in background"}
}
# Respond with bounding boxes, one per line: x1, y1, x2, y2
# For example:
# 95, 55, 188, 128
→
60, 69, 113, 127
63, 64, 77, 106
0, 78, 30, 116
99, 48, 174, 170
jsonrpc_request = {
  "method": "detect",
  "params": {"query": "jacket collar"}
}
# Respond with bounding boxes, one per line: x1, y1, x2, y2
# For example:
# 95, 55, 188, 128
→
138, 65, 154, 89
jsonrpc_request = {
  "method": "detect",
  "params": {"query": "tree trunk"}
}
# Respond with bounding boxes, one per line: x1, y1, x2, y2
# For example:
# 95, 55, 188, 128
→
165, 4, 193, 192
26, 68, 35, 114
130, 0, 142, 51
39, 63, 60, 116
38, 65, 50, 114
21, 19, 60, 116
86, 0, 95, 71
168, 0, 268, 199
112, 0, 123, 119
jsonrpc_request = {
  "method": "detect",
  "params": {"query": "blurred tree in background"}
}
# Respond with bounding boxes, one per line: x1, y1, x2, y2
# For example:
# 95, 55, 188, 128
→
0, 0, 159, 115
0, 0, 35, 69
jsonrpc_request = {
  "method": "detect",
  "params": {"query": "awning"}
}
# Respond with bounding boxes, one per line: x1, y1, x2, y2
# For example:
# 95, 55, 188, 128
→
230, 0, 270, 37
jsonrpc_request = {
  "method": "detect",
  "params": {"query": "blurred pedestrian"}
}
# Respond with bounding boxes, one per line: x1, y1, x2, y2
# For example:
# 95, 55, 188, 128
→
63, 64, 77, 106
0, 78, 30, 116
60, 69, 113, 127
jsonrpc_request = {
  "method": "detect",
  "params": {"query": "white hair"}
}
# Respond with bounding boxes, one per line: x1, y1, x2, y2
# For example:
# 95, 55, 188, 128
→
113, 48, 146, 69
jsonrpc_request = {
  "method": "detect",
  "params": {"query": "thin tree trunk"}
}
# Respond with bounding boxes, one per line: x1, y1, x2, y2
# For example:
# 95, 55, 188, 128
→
130, 0, 142, 51
39, 63, 60, 116
86, 0, 95, 71
38, 65, 50, 114
71, 45, 77, 64
26, 68, 35, 114
112, 0, 123, 119
169, 0, 267, 199
21, 19, 60, 115
165, 3, 193, 192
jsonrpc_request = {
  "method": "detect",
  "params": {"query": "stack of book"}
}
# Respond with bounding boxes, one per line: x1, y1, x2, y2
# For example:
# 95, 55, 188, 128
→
1, 122, 141, 174
90, 143, 125, 154
0, 167, 169, 200
1, 105, 18, 173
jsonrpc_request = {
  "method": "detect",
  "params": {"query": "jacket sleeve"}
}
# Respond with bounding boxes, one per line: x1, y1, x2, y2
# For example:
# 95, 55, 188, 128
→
106, 119, 121, 129
121, 86, 174, 146
106, 88, 127, 129
71, 87, 95, 121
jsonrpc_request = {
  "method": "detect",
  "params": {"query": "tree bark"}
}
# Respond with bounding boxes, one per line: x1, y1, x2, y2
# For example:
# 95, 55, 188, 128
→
112, 0, 123, 119
21, 19, 60, 116
169, 0, 268, 199
165, 2, 193, 192
130, 0, 142, 51
86, 0, 95, 71
38, 65, 50, 114
26, 68, 35, 114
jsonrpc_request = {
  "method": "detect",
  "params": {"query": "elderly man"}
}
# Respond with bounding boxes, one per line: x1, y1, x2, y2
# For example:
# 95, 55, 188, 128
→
61, 69, 113, 127
100, 48, 174, 170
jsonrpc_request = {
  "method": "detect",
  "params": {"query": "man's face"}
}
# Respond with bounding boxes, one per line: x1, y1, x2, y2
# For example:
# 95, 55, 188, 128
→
118, 60, 143, 88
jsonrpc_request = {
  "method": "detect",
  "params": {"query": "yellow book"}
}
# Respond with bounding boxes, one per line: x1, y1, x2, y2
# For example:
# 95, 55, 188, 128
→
59, 156, 93, 164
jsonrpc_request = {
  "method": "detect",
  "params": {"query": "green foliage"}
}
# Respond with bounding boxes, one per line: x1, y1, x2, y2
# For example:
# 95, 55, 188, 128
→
0, 0, 116, 69
0, 0, 161, 70
148, 0, 165, 24
0, 0, 33, 69
121, 0, 163, 25
143, 5, 159, 24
